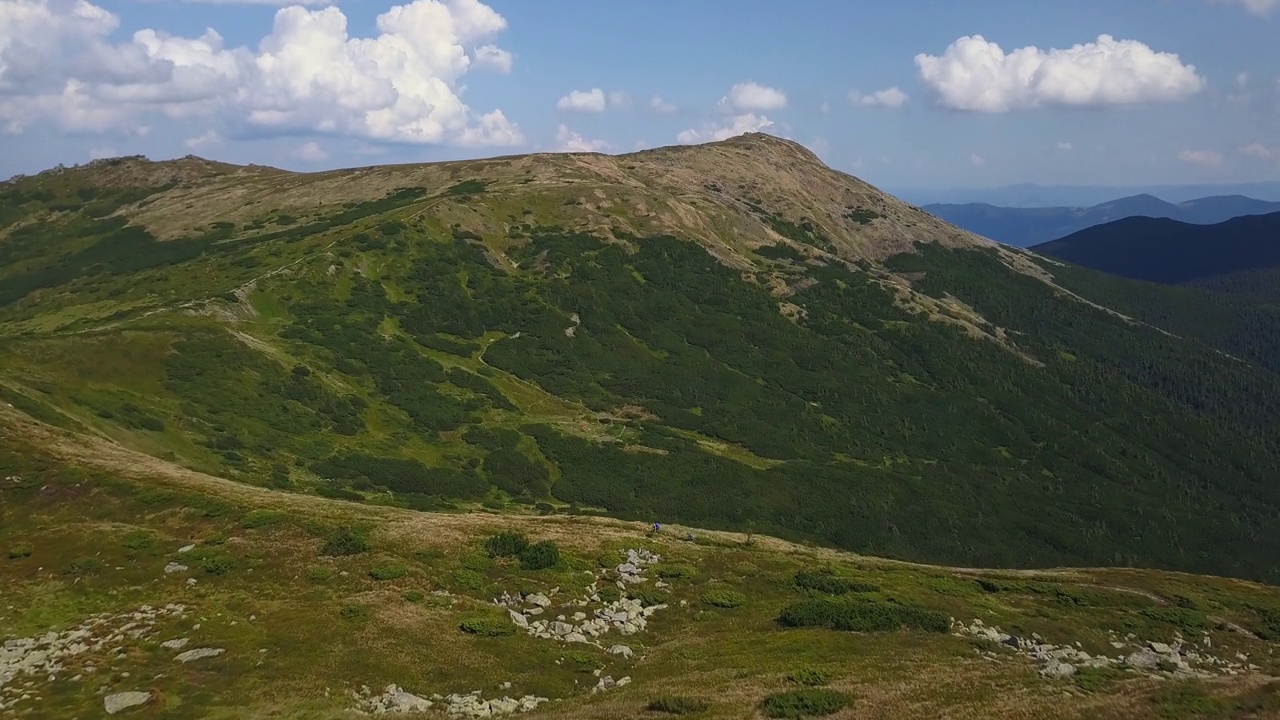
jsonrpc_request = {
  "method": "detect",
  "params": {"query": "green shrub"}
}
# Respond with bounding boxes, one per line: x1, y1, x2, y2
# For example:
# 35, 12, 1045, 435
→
453, 568, 485, 591
794, 568, 879, 595
563, 650, 600, 673
339, 604, 372, 622
403, 590, 426, 603
535, 502, 554, 515
7, 547, 32, 559
484, 531, 529, 558
656, 564, 696, 580
460, 616, 516, 637
121, 531, 154, 551
1140, 607, 1208, 634
241, 510, 287, 529
693, 610, 718, 622
519, 540, 560, 570
629, 588, 669, 607
761, 689, 847, 718
701, 589, 747, 609
369, 564, 409, 581
200, 553, 236, 575
68, 557, 105, 575
777, 598, 949, 633
320, 527, 369, 556
1073, 665, 1121, 693
646, 696, 709, 714
597, 586, 622, 604
787, 667, 832, 687
307, 566, 333, 583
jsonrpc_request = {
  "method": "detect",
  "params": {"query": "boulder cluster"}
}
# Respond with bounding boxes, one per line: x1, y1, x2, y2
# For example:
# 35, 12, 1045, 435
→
350, 684, 550, 717
1, 603, 189, 713
498, 548, 667, 645
954, 618, 1262, 679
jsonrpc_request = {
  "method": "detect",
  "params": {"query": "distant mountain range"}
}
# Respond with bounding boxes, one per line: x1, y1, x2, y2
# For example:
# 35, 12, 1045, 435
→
923, 194, 1280, 247
894, 181, 1280, 208
1031, 211, 1280, 300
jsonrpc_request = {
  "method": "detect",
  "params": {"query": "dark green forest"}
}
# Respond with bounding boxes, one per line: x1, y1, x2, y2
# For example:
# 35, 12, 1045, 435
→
160, 225, 1280, 581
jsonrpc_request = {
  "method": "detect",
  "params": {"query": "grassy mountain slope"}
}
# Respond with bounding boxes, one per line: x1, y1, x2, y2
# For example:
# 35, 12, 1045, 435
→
3, 403, 1280, 719
3, 136, 1280, 586
927, 196, 1280, 247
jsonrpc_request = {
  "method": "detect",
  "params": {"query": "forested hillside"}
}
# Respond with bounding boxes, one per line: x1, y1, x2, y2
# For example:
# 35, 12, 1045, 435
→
3, 136, 1279, 583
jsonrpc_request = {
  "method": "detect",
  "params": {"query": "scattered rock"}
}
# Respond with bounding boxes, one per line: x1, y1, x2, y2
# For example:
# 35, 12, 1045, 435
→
178, 544, 196, 554
104, 691, 151, 714
606, 645, 634, 659
161, 638, 190, 650
174, 648, 225, 663
1041, 659, 1077, 678
163, 562, 188, 574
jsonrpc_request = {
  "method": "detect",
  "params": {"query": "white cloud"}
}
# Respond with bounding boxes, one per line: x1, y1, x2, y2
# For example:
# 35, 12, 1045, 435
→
556, 88, 605, 113
294, 140, 327, 161
454, 108, 523, 147
608, 91, 630, 109
819, 101, 830, 114
1240, 143, 1277, 160
676, 112, 774, 144
473, 44, 512, 73
89, 145, 118, 159
969, 153, 986, 166
1057, 141, 1074, 151
915, 34, 1206, 112
1211, 0, 1280, 16
649, 95, 677, 114
719, 81, 787, 111
848, 86, 908, 109
0, 0, 524, 147
184, 129, 221, 149
169, 0, 335, 4
1237, 71, 1251, 87
553, 124, 608, 153
1177, 149, 1223, 166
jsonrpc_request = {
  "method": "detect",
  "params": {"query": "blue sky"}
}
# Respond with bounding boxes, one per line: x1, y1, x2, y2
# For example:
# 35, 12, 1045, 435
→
1, 0, 1278, 190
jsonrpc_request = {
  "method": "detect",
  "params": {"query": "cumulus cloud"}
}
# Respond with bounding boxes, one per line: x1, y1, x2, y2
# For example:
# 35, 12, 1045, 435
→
649, 95, 677, 114
1178, 149, 1223, 166
1211, 0, 1280, 16
553, 124, 609, 152
294, 140, 327, 161
969, 153, 987, 166
1057, 141, 1074, 151
915, 34, 1206, 112
0, 0, 524, 147
848, 86, 908, 109
556, 88, 605, 112
608, 91, 630, 109
719, 81, 787, 111
184, 129, 221, 148
1241, 143, 1277, 160
676, 112, 774, 144
170, 0, 335, 4
473, 44, 512, 73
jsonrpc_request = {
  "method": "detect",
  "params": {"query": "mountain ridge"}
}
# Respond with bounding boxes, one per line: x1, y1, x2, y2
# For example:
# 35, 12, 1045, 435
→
3, 134, 1280, 586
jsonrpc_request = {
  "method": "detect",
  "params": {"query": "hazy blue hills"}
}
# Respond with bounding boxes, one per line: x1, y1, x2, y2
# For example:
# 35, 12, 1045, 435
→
925, 194, 1280, 247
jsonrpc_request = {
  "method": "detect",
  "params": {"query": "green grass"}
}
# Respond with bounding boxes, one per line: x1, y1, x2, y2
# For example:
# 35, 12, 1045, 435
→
760, 688, 847, 718
647, 696, 710, 714
701, 589, 747, 609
